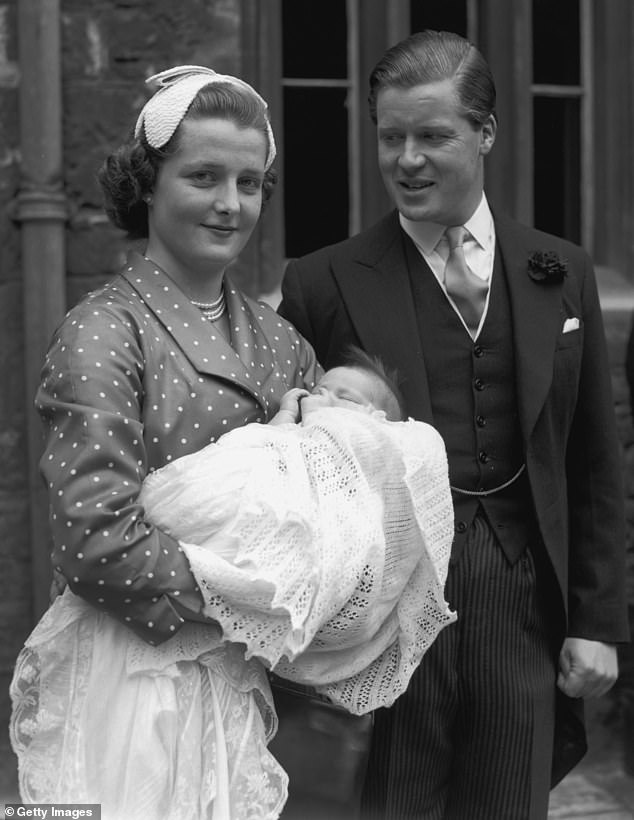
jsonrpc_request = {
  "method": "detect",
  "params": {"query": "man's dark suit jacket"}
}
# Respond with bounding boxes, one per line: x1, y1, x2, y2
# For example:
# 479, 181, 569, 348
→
279, 209, 630, 783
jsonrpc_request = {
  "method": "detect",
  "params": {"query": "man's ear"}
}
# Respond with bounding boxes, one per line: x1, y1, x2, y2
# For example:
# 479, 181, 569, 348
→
479, 114, 497, 156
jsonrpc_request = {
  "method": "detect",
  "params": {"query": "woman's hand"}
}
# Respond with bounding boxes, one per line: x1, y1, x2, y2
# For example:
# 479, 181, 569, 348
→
269, 387, 309, 425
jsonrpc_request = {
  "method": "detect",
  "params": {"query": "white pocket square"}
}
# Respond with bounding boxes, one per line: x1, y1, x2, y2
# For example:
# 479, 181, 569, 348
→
563, 317, 580, 333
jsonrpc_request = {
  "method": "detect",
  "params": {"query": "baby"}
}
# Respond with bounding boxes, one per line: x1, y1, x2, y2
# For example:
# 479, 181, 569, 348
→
138, 345, 454, 710
271, 346, 405, 426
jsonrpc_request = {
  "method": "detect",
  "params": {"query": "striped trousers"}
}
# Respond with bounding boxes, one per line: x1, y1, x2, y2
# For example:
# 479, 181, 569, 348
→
361, 515, 557, 820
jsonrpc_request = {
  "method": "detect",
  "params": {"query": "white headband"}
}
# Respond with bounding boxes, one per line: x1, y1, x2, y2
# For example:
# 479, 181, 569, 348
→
134, 65, 277, 170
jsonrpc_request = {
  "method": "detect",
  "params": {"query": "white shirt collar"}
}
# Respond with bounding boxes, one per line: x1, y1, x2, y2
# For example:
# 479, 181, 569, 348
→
399, 194, 494, 254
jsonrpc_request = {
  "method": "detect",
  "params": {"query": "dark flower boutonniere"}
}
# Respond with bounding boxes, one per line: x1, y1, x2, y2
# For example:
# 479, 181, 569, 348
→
527, 250, 568, 284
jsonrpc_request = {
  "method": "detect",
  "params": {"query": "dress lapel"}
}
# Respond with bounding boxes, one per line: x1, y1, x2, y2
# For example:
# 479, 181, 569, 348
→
121, 253, 266, 406
224, 279, 289, 391
494, 215, 565, 443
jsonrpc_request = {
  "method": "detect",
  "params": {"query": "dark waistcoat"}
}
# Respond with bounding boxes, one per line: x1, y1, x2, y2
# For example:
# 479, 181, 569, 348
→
404, 235, 536, 563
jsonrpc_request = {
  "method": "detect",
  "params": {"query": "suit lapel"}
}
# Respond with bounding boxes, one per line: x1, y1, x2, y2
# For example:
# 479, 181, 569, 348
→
331, 213, 434, 421
495, 215, 565, 442
327, 211, 565, 435
121, 253, 266, 407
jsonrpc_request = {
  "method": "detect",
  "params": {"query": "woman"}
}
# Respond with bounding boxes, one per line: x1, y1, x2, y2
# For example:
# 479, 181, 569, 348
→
10, 65, 321, 820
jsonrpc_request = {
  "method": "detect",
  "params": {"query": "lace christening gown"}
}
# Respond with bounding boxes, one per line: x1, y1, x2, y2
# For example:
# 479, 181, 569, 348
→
11, 407, 456, 820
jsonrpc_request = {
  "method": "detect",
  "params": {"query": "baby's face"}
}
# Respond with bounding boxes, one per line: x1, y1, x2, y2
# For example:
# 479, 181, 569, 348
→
300, 367, 380, 418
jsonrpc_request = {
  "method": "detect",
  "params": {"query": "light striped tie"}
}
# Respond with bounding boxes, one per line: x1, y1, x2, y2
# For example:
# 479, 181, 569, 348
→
443, 226, 488, 337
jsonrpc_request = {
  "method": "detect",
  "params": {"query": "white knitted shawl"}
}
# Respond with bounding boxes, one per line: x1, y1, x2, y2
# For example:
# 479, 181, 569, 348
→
141, 407, 456, 715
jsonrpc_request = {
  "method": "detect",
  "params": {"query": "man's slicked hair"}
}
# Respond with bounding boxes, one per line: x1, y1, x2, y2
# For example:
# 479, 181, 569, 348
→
368, 29, 496, 128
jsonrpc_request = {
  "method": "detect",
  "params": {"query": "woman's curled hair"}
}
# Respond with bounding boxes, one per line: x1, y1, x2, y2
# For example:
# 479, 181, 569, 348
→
97, 82, 277, 239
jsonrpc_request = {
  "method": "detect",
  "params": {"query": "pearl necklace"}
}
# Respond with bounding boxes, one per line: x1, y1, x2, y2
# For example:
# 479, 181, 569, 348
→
140, 256, 227, 322
191, 290, 226, 322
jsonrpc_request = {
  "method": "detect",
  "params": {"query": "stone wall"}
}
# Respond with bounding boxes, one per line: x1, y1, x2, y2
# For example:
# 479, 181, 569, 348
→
62, 0, 249, 303
0, 0, 29, 800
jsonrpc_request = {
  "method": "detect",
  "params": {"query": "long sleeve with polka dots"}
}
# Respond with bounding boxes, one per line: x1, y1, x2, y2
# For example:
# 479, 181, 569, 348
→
36, 253, 322, 644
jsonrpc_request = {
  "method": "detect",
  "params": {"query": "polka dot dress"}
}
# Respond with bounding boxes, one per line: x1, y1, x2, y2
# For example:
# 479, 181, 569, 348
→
36, 252, 322, 644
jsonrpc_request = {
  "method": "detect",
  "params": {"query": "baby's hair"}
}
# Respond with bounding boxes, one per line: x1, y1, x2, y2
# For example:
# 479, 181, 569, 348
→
340, 345, 406, 421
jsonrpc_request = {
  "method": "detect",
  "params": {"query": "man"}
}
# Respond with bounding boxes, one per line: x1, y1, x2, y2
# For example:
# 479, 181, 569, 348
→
279, 30, 629, 820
